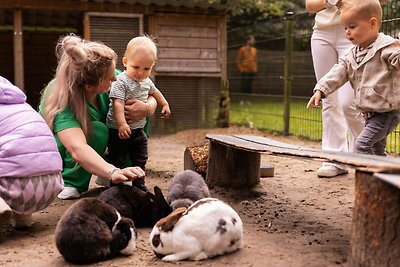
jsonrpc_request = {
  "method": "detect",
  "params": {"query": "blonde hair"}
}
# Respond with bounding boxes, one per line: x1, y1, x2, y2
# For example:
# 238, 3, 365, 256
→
341, 0, 382, 25
41, 34, 117, 137
125, 35, 157, 61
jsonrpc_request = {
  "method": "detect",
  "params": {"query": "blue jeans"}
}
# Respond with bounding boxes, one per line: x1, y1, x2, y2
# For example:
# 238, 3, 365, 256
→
355, 110, 400, 156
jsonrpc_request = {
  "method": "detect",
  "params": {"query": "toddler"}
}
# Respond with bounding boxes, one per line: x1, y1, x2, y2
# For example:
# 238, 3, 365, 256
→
308, 0, 400, 155
106, 35, 171, 191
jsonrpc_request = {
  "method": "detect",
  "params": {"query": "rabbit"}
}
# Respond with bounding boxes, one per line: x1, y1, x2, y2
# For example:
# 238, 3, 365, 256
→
149, 197, 243, 262
166, 170, 210, 210
98, 184, 172, 227
54, 197, 137, 264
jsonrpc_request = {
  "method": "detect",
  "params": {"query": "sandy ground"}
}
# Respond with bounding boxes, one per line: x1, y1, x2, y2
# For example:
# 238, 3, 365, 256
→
0, 126, 355, 267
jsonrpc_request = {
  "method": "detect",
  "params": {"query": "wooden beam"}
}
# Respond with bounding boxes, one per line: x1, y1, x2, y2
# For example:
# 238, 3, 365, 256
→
0, 0, 148, 14
0, 0, 224, 15
13, 9, 24, 90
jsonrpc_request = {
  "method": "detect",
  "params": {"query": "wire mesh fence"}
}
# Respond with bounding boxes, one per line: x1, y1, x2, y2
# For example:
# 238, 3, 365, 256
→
228, 3, 400, 154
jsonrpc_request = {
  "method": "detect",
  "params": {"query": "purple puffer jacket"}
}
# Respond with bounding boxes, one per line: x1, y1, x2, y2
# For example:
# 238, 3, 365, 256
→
0, 76, 62, 177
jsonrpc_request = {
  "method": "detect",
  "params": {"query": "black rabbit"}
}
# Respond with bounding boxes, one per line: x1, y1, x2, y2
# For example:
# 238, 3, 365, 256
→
54, 197, 137, 264
98, 185, 172, 227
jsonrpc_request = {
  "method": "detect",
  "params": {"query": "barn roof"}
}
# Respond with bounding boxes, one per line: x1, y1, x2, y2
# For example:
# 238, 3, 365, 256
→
80, 0, 227, 10
0, 0, 227, 28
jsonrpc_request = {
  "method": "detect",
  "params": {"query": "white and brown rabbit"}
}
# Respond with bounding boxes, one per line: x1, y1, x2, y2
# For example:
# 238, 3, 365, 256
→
166, 170, 210, 210
55, 197, 137, 264
149, 197, 243, 261
98, 184, 172, 227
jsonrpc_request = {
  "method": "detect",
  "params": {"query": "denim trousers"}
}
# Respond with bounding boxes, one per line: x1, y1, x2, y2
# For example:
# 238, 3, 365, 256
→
355, 110, 400, 155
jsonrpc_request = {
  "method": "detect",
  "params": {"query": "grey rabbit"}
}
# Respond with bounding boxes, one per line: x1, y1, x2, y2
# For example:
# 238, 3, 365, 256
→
98, 184, 172, 227
55, 197, 137, 264
166, 170, 210, 210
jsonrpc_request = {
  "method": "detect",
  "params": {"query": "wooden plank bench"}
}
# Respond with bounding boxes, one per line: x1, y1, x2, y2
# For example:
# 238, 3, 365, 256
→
205, 134, 400, 266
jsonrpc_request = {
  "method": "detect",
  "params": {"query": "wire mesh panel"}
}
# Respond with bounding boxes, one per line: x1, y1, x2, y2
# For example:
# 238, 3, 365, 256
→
85, 12, 143, 70
228, 5, 400, 154
148, 76, 221, 136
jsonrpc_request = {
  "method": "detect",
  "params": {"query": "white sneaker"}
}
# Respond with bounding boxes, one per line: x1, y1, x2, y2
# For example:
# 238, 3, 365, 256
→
317, 165, 348, 178
57, 187, 80, 200
0, 197, 12, 226
95, 176, 110, 187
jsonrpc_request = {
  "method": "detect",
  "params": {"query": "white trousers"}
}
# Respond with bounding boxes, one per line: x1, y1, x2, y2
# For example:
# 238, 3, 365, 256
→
311, 25, 364, 158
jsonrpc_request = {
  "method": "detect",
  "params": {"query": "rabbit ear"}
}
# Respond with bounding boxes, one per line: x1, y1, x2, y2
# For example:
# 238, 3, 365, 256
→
156, 207, 187, 232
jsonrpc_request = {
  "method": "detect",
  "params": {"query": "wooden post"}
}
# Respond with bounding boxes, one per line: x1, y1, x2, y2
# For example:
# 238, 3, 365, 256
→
206, 140, 260, 188
348, 170, 400, 266
13, 9, 24, 90
216, 80, 230, 127
283, 11, 293, 136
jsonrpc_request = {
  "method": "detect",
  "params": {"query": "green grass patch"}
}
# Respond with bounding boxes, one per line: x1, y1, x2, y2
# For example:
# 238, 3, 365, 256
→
229, 95, 400, 154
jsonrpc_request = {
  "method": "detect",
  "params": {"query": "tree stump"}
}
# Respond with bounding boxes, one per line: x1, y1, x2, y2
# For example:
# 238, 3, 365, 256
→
206, 140, 260, 188
348, 170, 400, 266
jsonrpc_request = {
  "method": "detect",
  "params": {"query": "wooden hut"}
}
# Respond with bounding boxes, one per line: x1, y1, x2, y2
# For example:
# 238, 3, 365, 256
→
0, 0, 227, 135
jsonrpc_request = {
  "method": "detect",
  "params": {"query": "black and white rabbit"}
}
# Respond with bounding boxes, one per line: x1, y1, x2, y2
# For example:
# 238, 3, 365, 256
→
149, 197, 243, 261
55, 197, 137, 264
98, 184, 172, 227
166, 170, 210, 210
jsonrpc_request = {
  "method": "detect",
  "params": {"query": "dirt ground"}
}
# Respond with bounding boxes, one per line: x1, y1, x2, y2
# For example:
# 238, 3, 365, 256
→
0, 126, 355, 267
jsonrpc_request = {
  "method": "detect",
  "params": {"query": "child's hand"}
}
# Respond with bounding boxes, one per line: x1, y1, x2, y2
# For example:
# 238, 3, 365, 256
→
160, 105, 171, 119
307, 91, 323, 109
118, 123, 131, 139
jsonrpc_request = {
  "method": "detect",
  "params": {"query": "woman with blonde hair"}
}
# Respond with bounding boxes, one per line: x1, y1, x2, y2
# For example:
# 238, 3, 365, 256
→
40, 34, 156, 199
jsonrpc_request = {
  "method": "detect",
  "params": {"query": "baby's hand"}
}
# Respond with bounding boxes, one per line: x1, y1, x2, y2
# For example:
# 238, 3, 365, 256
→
160, 105, 171, 119
118, 123, 131, 139
307, 91, 323, 109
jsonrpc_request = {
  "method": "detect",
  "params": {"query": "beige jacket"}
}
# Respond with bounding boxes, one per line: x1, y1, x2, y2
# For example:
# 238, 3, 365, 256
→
314, 33, 400, 113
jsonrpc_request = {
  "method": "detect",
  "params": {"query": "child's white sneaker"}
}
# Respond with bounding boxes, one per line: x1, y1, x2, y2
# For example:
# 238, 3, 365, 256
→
57, 187, 80, 200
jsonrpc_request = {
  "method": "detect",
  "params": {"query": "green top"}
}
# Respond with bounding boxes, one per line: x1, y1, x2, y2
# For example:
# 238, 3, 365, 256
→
53, 93, 110, 133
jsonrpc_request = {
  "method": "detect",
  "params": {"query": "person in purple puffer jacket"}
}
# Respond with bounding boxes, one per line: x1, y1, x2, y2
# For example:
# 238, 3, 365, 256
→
0, 76, 64, 228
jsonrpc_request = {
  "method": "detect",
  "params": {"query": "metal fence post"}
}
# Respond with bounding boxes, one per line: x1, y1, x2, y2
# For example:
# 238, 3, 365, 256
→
283, 11, 294, 135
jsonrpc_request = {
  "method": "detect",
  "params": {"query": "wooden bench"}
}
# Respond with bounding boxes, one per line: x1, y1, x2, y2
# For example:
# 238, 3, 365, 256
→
205, 134, 400, 267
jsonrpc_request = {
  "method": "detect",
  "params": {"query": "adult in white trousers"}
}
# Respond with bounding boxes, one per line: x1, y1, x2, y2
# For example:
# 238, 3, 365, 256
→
306, 0, 365, 177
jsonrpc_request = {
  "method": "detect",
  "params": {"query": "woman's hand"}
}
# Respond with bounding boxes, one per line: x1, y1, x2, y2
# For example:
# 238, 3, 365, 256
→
124, 96, 157, 123
110, 166, 145, 184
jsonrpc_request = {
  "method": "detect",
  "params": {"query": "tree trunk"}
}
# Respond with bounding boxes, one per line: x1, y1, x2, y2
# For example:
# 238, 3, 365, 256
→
348, 170, 400, 266
206, 141, 260, 188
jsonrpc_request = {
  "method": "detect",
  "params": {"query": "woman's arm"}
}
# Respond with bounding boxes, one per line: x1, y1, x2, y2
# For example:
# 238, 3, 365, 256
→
305, 0, 326, 13
57, 127, 144, 182
124, 95, 157, 122
306, 0, 388, 14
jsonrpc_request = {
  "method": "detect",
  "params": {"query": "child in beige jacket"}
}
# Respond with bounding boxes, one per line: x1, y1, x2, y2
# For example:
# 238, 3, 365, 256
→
308, 0, 400, 156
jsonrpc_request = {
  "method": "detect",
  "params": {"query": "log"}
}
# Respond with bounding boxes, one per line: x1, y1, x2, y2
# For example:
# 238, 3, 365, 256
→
183, 145, 208, 178
206, 140, 260, 188
348, 170, 400, 266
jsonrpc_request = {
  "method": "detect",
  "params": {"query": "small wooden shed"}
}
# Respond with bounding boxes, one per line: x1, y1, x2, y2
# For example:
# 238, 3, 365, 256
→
0, 0, 227, 135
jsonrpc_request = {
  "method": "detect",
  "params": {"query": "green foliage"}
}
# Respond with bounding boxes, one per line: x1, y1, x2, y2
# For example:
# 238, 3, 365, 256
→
205, 0, 306, 28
